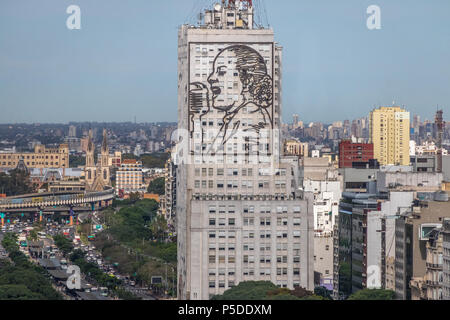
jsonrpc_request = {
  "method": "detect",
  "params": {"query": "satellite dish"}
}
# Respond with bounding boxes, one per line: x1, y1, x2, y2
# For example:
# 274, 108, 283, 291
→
214, 3, 222, 11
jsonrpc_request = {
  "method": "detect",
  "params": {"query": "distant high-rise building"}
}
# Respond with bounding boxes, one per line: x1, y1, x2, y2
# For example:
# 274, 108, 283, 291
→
413, 115, 421, 130
176, 0, 314, 300
369, 106, 410, 166
68, 125, 77, 138
293, 114, 299, 128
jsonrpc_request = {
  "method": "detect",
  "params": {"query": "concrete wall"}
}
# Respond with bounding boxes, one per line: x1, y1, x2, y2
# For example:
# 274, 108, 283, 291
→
443, 155, 450, 182
314, 236, 334, 290
377, 172, 443, 193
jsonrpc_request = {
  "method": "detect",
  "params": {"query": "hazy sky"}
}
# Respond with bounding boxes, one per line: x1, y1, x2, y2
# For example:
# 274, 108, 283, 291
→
0, 0, 449, 124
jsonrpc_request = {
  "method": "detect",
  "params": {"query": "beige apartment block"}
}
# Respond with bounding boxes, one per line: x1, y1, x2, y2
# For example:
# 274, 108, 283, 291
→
0, 144, 69, 169
369, 106, 410, 166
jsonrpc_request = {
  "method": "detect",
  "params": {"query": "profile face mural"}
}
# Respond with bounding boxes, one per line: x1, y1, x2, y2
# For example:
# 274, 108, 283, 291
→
189, 44, 273, 148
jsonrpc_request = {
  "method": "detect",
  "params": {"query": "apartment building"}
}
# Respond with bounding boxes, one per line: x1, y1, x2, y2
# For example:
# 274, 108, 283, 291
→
369, 106, 410, 166
395, 191, 450, 300
115, 159, 144, 195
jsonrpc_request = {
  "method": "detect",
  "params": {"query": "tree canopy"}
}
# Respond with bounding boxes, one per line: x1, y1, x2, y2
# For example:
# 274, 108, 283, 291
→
69, 155, 86, 167
53, 234, 74, 256
347, 289, 396, 300
0, 169, 35, 196
122, 153, 169, 168
0, 233, 62, 300
108, 199, 159, 243
211, 281, 324, 300
147, 177, 165, 195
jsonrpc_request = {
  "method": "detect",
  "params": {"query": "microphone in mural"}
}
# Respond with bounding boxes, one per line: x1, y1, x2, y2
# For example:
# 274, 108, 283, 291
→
189, 82, 211, 151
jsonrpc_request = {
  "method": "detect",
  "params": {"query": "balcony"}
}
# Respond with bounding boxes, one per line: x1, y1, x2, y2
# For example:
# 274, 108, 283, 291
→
426, 280, 440, 286
426, 262, 442, 270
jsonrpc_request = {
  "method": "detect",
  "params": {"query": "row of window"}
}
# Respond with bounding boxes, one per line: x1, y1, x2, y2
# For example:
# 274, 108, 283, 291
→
195, 168, 287, 177
195, 180, 286, 189
243, 217, 301, 226
1, 161, 63, 166
207, 206, 301, 214
208, 254, 301, 266
241, 231, 301, 239
1, 154, 62, 160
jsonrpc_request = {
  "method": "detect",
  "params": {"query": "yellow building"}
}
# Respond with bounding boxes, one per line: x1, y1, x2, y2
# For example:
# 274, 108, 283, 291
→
0, 144, 69, 169
284, 139, 308, 157
369, 106, 410, 166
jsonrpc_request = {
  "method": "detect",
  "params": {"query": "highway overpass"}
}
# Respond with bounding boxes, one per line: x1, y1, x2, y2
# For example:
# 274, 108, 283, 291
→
0, 188, 115, 214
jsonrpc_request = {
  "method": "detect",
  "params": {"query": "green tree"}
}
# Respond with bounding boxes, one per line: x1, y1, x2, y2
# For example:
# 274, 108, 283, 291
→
0, 169, 35, 196
69, 155, 86, 167
1, 233, 62, 300
212, 281, 320, 300
122, 153, 169, 168
314, 286, 332, 300
150, 214, 168, 241
53, 234, 74, 256
128, 192, 141, 203
69, 249, 86, 261
147, 177, 165, 195
108, 199, 158, 243
212, 281, 278, 300
0, 284, 41, 300
28, 229, 38, 242
347, 289, 396, 300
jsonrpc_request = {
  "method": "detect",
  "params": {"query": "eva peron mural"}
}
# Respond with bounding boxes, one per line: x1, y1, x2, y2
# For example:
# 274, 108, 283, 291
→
189, 44, 273, 150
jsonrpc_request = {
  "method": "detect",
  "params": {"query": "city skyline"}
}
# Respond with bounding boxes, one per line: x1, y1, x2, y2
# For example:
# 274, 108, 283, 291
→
1, 0, 449, 124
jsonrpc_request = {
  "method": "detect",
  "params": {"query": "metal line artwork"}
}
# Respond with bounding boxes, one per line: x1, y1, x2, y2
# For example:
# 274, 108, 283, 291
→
189, 44, 273, 153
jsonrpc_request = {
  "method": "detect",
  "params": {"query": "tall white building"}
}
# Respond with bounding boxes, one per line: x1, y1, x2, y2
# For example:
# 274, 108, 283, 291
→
176, 1, 314, 300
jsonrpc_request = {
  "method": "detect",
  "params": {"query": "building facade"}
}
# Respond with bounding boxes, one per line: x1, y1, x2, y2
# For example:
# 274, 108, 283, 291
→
284, 139, 308, 158
115, 159, 144, 195
176, 1, 314, 300
160, 156, 177, 225
0, 144, 69, 169
410, 228, 443, 300
338, 140, 374, 168
395, 192, 450, 300
442, 218, 450, 300
369, 106, 410, 166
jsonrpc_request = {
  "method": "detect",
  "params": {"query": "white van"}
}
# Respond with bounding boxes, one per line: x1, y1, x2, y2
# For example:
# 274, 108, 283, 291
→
38, 231, 46, 239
